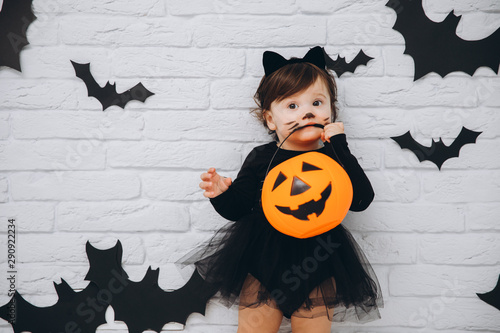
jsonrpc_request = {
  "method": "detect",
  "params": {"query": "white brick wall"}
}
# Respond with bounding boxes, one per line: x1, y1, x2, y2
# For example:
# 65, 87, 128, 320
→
0, 0, 499, 332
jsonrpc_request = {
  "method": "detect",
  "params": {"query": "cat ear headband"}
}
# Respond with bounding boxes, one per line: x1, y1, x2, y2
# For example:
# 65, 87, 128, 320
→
263, 46, 327, 77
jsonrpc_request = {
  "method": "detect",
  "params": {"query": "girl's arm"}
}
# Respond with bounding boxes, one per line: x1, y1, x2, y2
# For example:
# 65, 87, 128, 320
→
206, 151, 260, 221
326, 134, 374, 211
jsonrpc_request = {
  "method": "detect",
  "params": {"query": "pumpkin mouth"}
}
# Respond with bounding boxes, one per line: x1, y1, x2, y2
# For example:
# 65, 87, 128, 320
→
275, 183, 332, 221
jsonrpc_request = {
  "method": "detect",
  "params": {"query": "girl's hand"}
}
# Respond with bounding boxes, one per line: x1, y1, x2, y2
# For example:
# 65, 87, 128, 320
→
199, 168, 232, 198
321, 122, 344, 143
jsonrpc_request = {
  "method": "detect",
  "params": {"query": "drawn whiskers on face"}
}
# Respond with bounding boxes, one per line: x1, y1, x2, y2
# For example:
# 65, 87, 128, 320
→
287, 122, 300, 132
287, 117, 331, 134
289, 123, 324, 135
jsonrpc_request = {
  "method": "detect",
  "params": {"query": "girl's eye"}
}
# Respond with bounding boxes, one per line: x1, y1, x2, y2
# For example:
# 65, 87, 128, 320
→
288, 103, 298, 109
313, 100, 322, 106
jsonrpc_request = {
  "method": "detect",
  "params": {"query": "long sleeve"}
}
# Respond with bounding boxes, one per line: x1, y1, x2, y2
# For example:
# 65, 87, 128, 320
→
209, 149, 260, 221
326, 134, 374, 211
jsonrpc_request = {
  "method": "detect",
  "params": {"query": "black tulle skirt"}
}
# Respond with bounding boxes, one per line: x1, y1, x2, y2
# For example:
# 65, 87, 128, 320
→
181, 211, 383, 322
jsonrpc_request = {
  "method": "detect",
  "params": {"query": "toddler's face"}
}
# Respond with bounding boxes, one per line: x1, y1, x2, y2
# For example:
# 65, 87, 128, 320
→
265, 78, 332, 150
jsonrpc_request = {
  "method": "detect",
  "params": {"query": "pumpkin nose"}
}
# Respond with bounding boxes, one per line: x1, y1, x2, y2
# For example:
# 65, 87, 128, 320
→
291, 176, 311, 196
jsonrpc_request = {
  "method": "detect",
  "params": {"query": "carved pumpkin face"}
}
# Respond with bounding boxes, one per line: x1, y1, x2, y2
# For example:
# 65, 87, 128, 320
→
261, 152, 353, 238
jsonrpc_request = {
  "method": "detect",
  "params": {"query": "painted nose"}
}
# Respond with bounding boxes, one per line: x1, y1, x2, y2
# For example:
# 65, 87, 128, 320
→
302, 112, 315, 119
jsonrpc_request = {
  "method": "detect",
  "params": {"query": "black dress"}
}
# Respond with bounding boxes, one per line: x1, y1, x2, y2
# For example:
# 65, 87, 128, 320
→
188, 134, 383, 322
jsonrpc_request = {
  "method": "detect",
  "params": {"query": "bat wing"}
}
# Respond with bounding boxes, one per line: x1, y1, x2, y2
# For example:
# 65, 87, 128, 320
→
71, 60, 110, 106
71, 60, 155, 110
442, 126, 482, 160
113, 82, 155, 109
391, 131, 435, 162
0, 291, 51, 333
324, 49, 374, 77
0, 282, 106, 333
430, 127, 482, 169
477, 274, 500, 311
342, 50, 374, 75
0, 0, 37, 71
386, 0, 500, 80
166, 269, 218, 324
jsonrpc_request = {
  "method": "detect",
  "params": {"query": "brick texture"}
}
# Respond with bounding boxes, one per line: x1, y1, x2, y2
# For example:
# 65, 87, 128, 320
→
0, 0, 499, 332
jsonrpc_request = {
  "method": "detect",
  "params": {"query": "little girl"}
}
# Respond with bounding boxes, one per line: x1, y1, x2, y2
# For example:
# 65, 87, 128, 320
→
196, 46, 382, 332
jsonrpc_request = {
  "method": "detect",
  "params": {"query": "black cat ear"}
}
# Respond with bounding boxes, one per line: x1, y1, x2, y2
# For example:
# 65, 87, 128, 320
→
263, 47, 328, 77
302, 46, 327, 70
263, 51, 288, 76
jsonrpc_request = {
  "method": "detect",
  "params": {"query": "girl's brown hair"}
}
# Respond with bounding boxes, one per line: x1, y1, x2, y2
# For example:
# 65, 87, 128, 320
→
252, 62, 338, 141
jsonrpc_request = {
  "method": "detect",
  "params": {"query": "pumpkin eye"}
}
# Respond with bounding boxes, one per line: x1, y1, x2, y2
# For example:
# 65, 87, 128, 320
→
272, 171, 287, 191
291, 176, 311, 196
302, 162, 322, 172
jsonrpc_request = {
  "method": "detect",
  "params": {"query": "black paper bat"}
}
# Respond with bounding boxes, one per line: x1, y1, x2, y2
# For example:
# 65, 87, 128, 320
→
477, 274, 500, 311
386, 0, 500, 80
84, 240, 217, 332
0, 0, 37, 71
71, 60, 155, 110
110, 267, 215, 332
0, 280, 106, 333
0, 240, 217, 332
391, 127, 481, 169
324, 50, 374, 77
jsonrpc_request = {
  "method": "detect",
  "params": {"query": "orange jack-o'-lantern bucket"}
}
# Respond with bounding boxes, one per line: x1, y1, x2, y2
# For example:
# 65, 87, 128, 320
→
261, 152, 353, 238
